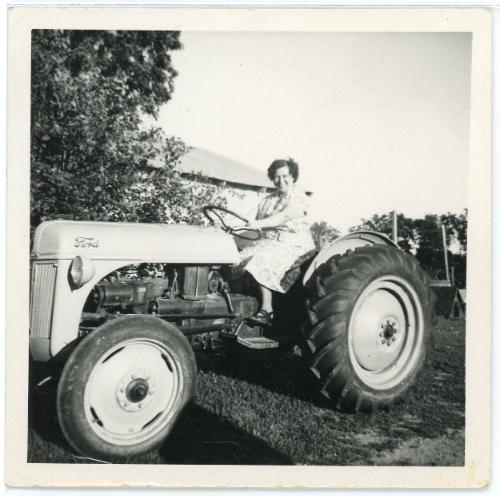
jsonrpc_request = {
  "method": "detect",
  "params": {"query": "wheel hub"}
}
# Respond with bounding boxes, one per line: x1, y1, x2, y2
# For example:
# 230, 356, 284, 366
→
126, 378, 149, 402
117, 369, 155, 412
379, 318, 400, 346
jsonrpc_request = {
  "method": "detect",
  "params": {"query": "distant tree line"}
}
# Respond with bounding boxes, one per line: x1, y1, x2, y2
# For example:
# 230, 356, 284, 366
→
311, 210, 467, 288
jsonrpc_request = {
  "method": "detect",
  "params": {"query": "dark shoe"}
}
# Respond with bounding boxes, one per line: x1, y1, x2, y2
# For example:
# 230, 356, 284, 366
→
247, 309, 273, 326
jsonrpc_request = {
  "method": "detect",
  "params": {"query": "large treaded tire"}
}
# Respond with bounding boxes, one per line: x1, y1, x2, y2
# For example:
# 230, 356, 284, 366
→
57, 316, 196, 461
305, 245, 434, 412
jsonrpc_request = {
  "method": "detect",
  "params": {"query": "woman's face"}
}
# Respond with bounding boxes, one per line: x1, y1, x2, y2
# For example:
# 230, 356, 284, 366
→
273, 165, 294, 193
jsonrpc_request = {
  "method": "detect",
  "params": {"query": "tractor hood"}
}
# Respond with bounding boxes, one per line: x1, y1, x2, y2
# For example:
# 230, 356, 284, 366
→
32, 220, 239, 264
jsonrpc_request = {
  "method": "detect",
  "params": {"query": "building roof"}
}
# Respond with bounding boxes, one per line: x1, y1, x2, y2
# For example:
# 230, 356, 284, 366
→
175, 147, 272, 190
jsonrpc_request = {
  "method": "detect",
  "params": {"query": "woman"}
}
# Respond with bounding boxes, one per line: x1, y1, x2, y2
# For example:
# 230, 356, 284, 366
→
237, 158, 315, 326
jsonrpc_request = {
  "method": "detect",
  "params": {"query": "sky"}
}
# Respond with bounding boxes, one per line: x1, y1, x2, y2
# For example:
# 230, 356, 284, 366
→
156, 31, 471, 232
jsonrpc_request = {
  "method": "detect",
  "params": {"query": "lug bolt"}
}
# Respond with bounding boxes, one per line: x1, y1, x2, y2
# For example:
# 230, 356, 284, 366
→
387, 342, 392, 346
392, 337, 396, 342
381, 339, 386, 344
379, 332, 383, 337
138, 403, 143, 409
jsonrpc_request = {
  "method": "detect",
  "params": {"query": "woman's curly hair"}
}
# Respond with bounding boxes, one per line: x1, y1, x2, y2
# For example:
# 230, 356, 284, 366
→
267, 158, 299, 182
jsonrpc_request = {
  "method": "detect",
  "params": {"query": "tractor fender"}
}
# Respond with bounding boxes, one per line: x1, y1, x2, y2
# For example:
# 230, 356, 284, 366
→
303, 230, 398, 287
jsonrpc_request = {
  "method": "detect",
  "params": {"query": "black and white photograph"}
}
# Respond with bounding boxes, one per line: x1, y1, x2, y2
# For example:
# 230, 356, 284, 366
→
5, 5, 491, 489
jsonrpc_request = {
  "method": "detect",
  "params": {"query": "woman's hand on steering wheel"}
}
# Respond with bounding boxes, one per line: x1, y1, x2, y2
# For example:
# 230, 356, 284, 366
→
203, 205, 261, 241
245, 218, 264, 231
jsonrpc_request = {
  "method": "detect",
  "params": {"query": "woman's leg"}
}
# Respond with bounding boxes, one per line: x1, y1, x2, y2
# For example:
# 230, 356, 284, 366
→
260, 284, 273, 313
247, 284, 273, 325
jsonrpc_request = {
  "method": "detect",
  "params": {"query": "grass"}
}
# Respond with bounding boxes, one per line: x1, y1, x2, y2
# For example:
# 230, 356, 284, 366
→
28, 318, 465, 465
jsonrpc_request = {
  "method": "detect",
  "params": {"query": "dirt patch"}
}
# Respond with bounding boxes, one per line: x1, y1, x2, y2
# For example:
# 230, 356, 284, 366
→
370, 428, 465, 466
352, 428, 384, 446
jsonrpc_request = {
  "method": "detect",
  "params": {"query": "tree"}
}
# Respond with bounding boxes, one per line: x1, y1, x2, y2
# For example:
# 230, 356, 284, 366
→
441, 210, 468, 253
412, 215, 444, 276
441, 210, 467, 288
310, 221, 340, 250
31, 30, 224, 229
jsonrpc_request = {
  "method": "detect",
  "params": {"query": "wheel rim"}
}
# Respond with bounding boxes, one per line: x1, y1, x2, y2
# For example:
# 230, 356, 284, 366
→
84, 338, 182, 446
348, 276, 424, 390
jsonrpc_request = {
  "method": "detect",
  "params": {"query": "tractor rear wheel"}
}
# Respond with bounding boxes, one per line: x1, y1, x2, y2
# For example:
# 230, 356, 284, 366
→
306, 245, 434, 412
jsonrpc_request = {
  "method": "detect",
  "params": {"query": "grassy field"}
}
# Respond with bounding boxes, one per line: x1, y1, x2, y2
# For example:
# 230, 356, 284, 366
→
28, 318, 465, 465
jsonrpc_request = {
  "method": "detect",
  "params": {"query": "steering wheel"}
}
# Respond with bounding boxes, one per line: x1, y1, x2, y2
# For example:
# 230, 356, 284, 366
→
203, 205, 261, 241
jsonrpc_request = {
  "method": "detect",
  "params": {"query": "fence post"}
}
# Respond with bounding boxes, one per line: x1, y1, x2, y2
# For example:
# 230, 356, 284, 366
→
441, 223, 450, 283
392, 210, 398, 244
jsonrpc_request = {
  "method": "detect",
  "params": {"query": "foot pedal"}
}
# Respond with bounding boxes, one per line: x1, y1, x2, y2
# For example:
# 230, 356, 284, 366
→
237, 336, 279, 349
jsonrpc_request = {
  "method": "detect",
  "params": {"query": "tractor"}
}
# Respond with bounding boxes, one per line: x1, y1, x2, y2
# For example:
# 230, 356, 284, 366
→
29, 206, 434, 460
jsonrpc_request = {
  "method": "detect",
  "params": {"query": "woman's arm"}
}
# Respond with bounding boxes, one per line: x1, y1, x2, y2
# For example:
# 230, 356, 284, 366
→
249, 202, 305, 230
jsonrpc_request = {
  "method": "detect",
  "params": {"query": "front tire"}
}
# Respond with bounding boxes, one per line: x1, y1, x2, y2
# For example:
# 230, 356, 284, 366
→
306, 245, 434, 412
57, 316, 196, 461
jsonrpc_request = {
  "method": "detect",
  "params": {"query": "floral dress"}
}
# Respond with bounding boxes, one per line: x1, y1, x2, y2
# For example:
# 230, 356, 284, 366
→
235, 185, 315, 293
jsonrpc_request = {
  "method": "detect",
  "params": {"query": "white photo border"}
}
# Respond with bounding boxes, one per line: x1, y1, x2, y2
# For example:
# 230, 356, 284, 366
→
5, 6, 492, 488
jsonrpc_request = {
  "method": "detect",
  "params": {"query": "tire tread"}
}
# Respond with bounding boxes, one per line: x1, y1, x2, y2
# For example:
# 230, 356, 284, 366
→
305, 244, 434, 412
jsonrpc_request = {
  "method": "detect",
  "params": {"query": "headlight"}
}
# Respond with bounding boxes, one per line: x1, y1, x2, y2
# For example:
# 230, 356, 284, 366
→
69, 255, 95, 289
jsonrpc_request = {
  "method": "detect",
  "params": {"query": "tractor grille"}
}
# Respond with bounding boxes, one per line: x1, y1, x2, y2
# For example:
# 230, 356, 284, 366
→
30, 262, 57, 340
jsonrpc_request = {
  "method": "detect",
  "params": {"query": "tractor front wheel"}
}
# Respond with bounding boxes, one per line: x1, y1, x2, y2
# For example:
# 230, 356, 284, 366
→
57, 316, 196, 461
306, 245, 434, 412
